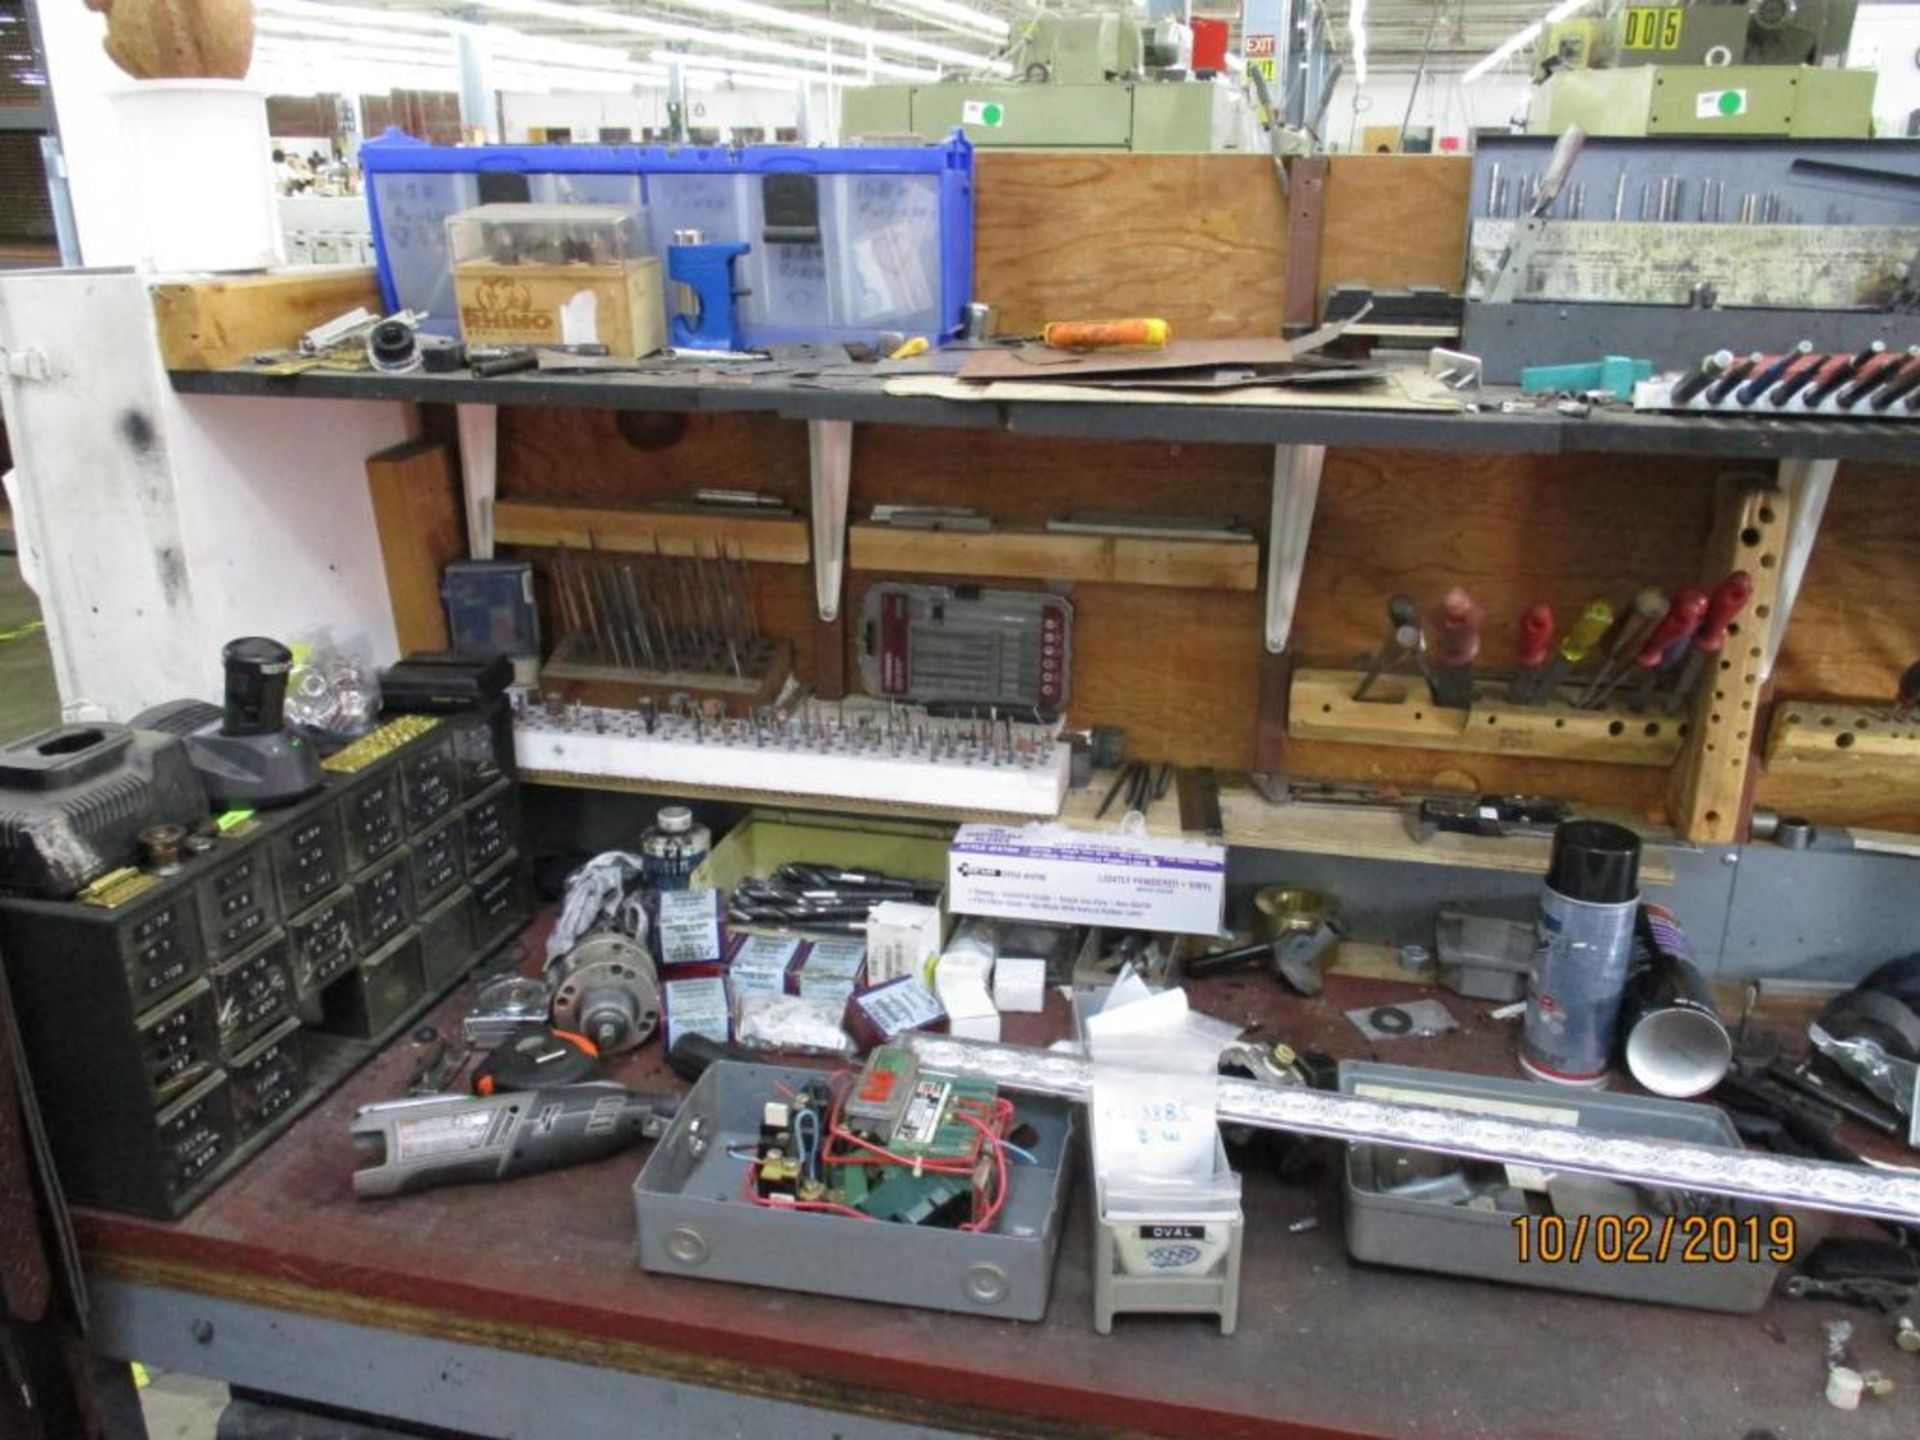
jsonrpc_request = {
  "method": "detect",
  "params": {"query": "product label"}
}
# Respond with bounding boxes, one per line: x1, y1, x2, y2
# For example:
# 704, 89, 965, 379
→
854, 976, 945, 1038
664, 975, 731, 1049
1695, 89, 1747, 119
1139, 1223, 1205, 1241
895, 1079, 952, 1147
799, 938, 867, 1002
961, 100, 1006, 128
393, 1108, 497, 1162
657, 889, 723, 966
729, 934, 802, 996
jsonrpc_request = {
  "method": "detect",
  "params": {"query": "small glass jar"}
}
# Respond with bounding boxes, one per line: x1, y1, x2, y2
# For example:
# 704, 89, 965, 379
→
640, 805, 710, 891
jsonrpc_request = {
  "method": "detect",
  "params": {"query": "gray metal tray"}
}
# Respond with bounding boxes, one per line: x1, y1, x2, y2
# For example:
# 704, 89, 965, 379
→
1339, 1061, 1778, 1313
634, 1059, 1076, 1320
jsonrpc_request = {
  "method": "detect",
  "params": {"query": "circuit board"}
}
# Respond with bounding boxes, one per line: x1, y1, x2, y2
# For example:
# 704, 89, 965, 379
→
744, 1046, 1011, 1230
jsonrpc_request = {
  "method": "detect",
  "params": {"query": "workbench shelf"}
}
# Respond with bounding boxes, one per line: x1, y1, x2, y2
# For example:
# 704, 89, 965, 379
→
520, 765, 1682, 885
166, 367, 1920, 465
493, 498, 809, 564
846, 522, 1260, 591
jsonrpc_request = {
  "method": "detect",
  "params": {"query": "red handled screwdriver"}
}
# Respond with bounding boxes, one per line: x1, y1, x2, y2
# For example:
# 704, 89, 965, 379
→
1664, 572, 1752, 715
1507, 603, 1556, 704
1427, 588, 1483, 709
1589, 587, 1708, 710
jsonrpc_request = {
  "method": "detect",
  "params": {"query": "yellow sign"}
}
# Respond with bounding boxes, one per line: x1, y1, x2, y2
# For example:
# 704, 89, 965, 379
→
1248, 57, 1276, 83
1620, 6, 1683, 50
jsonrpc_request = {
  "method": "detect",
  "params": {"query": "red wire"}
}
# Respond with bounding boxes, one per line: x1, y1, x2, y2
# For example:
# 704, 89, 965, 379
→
738, 1143, 876, 1222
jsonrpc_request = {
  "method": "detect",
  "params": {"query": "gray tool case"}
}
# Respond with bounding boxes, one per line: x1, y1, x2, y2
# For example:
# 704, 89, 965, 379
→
1339, 1061, 1779, 1312
634, 1059, 1076, 1320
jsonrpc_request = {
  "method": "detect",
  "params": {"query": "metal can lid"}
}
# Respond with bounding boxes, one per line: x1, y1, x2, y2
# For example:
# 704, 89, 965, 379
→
656, 805, 694, 834
1546, 819, 1641, 905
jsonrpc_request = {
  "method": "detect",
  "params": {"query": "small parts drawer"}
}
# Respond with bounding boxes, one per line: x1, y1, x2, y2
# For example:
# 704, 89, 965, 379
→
207, 931, 295, 1059
401, 733, 459, 833
410, 816, 465, 910
194, 841, 280, 962
354, 850, 415, 951
121, 895, 202, 1006
227, 1019, 305, 1140
270, 807, 346, 914
289, 889, 358, 996
462, 782, 518, 876
319, 930, 423, 1041
338, 766, 405, 873
156, 1072, 233, 1201
137, 978, 220, 1106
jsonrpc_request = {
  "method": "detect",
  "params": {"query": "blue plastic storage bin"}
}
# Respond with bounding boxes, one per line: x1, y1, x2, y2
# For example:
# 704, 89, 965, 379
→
359, 129, 974, 348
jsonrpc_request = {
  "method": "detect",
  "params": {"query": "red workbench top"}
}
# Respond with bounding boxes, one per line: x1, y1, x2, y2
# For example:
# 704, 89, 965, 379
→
78, 952, 1917, 1440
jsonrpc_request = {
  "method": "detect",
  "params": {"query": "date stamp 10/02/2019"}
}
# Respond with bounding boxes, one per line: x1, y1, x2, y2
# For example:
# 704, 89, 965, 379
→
1513, 1213, 1797, 1265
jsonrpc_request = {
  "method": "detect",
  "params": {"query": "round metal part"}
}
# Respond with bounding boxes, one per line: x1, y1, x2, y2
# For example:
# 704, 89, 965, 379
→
1370, 1004, 1413, 1036
1624, 1005, 1733, 1099
1398, 943, 1435, 976
550, 932, 662, 1055
138, 823, 187, 874
1254, 886, 1338, 937
1775, 816, 1816, 850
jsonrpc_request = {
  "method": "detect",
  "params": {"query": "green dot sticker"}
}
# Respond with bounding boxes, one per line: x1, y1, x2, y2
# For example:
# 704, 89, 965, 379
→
962, 100, 1006, 128
1696, 88, 1747, 119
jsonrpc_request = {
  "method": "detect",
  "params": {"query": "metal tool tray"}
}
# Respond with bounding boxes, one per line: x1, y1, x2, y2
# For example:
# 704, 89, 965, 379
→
1340, 1061, 1777, 1312
634, 1059, 1076, 1320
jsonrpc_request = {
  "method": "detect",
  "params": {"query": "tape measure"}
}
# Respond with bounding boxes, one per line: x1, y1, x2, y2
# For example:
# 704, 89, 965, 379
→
472, 1028, 600, 1096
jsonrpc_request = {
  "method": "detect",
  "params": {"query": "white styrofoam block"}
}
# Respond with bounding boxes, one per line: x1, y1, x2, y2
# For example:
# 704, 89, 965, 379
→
993, 956, 1047, 1014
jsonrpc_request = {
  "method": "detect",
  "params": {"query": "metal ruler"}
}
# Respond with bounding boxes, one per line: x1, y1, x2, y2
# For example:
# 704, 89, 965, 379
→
1468, 220, 1920, 310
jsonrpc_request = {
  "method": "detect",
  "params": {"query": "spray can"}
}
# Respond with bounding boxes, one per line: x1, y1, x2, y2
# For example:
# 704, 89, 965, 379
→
1521, 820, 1641, 1087
640, 806, 710, 892
1618, 904, 1731, 1098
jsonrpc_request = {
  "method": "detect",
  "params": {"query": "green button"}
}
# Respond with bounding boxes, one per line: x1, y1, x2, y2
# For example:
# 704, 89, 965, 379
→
982, 102, 1004, 127
1717, 90, 1743, 116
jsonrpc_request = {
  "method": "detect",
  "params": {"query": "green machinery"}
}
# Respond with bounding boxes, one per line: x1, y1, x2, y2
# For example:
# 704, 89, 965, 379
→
840, 13, 1253, 152
1526, 0, 1876, 138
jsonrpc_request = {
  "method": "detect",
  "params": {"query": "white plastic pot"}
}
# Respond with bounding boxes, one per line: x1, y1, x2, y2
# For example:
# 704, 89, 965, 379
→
112, 80, 283, 273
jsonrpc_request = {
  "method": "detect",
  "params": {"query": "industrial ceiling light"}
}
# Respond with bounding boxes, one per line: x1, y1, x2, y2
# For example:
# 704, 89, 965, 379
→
872, 0, 1010, 44
649, 49, 902, 88
462, 0, 940, 81
1349, 0, 1368, 84
1464, 0, 1590, 83
649, 0, 1011, 72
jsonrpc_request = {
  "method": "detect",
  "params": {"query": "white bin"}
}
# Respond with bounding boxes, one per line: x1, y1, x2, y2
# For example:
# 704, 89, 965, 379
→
113, 81, 282, 273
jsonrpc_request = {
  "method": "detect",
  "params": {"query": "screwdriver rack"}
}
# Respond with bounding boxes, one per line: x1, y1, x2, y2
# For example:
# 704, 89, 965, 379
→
1288, 668, 1687, 768
1765, 703, 1920, 773
511, 695, 1073, 817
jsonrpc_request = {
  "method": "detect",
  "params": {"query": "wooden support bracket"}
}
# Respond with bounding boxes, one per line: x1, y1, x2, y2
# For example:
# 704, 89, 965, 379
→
808, 419, 853, 622
494, 500, 809, 564
1289, 668, 1686, 767
1668, 477, 1793, 843
1264, 443, 1324, 654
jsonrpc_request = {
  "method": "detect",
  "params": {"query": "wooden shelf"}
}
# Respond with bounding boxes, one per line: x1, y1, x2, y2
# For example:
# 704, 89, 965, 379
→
492, 498, 809, 564
847, 523, 1260, 592
1288, 667, 1687, 768
520, 764, 1678, 885
1766, 701, 1920, 775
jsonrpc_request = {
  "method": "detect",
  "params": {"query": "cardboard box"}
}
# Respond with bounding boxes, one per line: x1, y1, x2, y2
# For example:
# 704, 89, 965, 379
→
948, 824, 1226, 937
453, 256, 664, 357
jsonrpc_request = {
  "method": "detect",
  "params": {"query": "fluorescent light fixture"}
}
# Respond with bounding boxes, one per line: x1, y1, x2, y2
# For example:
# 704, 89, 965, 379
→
648, 0, 1009, 72
872, 0, 1010, 43
1464, 0, 1590, 84
1349, 0, 1368, 84
651, 48, 936, 87
257, 17, 453, 52
462, 0, 941, 81
255, 0, 457, 33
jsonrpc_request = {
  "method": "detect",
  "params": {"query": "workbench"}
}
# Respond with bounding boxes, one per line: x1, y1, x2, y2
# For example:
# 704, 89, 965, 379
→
77, 948, 1915, 1440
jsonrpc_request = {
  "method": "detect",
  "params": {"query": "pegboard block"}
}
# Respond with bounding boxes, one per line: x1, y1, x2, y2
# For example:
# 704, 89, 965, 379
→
1288, 668, 1685, 767
1766, 703, 1920, 773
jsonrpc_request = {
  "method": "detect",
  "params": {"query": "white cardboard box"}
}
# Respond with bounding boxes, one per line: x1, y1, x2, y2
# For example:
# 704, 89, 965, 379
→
948, 824, 1227, 937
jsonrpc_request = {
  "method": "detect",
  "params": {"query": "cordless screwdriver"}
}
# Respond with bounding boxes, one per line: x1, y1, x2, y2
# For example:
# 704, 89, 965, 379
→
351, 1084, 679, 1198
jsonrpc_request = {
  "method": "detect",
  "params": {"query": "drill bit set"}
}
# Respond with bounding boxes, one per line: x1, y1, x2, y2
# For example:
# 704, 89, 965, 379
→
728, 863, 943, 934
512, 693, 1072, 816
541, 539, 790, 709
1638, 342, 1920, 419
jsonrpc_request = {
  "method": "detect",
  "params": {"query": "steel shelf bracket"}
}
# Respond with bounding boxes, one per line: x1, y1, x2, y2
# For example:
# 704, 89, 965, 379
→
1265, 442, 1326, 654
455, 403, 499, 561
809, 418, 853, 622
1761, 456, 1837, 685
